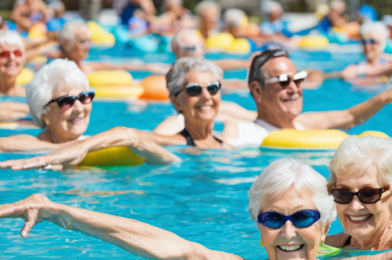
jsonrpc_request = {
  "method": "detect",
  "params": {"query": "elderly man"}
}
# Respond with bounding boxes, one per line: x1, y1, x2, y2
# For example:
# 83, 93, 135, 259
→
51, 21, 167, 74
220, 49, 392, 146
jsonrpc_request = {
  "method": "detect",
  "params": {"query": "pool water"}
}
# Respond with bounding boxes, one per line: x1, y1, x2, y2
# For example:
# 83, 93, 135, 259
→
1, 44, 392, 259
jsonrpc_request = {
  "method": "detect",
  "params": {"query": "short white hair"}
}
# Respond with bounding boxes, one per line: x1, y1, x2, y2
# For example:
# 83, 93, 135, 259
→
27, 59, 89, 128
224, 8, 246, 27
195, 1, 221, 16
328, 136, 392, 189
59, 21, 91, 45
166, 57, 223, 97
0, 30, 25, 52
264, 1, 283, 15
171, 30, 203, 56
249, 158, 336, 228
360, 22, 388, 51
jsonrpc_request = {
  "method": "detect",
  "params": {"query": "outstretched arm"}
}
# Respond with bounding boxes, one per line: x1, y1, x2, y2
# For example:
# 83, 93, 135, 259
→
296, 90, 392, 130
0, 102, 29, 121
0, 127, 180, 170
89, 62, 170, 74
0, 135, 60, 153
0, 194, 242, 260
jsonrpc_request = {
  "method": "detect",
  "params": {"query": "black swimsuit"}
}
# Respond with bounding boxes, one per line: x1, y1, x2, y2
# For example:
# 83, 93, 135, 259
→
344, 235, 351, 247
179, 128, 223, 147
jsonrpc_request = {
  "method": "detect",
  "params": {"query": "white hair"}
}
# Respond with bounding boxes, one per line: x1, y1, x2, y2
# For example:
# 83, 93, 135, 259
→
360, 22, 388, 51
195, 1, 221, 16
171, 30, 203, 56
249, 158, 336, 228
224, 8, 246, 27
264, 1, 283, 15
0, 30, 25, 52
59, 21, 91, 45
166, 57, 223, 97
27, 59, 89, 128
328, 136, 392, 189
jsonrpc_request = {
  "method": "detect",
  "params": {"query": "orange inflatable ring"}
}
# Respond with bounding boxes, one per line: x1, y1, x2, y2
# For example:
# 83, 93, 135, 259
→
139, 75, 170, 101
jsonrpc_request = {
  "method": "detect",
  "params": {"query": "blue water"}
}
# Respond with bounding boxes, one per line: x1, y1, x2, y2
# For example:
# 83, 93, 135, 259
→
1, 44, 392, 259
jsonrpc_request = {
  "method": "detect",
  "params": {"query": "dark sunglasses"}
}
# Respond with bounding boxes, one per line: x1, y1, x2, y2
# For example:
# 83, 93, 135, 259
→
258, 209, 320, 229
44, 91, 95, 110
0, 49, 23, 59
330, 186, 390, 204
361, 38, 379, 46
175, 82, 221, 97
264, 70, 307, 88
180, 45, 203, 53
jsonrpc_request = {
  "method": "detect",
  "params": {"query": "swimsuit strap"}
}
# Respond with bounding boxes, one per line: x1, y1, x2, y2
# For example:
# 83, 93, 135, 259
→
179, 128, 223, 147
344, 235, 351, 247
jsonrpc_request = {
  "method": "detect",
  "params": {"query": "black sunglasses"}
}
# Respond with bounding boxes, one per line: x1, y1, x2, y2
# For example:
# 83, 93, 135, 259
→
175, 82, 221, 97
44, 91, 95, 110
330, 186, 390, 204
264, 70, 308, 88
361, 38, 378, 46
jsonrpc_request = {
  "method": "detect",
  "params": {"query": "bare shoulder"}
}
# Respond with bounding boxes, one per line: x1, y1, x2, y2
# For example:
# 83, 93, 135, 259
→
219, 121, 239, 142
325, 232, 349, 248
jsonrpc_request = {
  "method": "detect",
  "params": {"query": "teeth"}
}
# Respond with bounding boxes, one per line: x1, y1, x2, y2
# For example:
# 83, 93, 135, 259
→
72, 118, 83, 123
199, 106, 211, 110
349, 215, 370, 221
278, 245, 302, 251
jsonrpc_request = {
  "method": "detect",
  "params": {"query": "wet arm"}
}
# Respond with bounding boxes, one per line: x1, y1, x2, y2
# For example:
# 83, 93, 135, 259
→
296, 90, 392, 129
0, 135, 59, 153
213, 59, 251, 70
0, 102, 29, 121
0, 195, 242, 260
89, 62, 170, 74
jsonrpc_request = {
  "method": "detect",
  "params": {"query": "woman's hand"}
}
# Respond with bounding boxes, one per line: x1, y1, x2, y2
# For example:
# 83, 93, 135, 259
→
0, 194, 54, 237
0, 140, 88, 170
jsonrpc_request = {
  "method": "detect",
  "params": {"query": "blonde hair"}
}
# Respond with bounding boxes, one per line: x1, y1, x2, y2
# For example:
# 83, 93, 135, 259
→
328, 136, 392, 189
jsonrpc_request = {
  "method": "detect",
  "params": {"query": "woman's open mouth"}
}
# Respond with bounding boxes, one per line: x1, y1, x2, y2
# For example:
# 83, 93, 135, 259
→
277, 244, 304, 252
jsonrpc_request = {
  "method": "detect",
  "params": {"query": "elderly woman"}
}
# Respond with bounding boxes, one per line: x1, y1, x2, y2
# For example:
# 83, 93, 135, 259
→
337, 22, 391, 81
50, 21, 167, 75
325, 136, 392, 250
1, 158, 366, 260
195, 1, 221, 39
11, 0, 49, 31
0, 58, 177, 166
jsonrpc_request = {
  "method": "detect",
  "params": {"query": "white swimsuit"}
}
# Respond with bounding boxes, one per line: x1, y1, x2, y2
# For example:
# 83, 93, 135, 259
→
228, 119, 306, 147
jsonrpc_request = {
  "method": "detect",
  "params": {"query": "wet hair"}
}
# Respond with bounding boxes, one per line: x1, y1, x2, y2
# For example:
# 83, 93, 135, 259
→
328, 136, 392, 189
166, 57, 222, 97
27, 59, 89, 128
249, 158, 336, 228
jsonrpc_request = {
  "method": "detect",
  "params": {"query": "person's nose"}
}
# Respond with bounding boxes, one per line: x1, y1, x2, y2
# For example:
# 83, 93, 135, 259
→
281, 220, 297, 240
285, 79, 299, 94
348, 195, 365, 212
72, 99, 85, 113
199, 87, 212, 101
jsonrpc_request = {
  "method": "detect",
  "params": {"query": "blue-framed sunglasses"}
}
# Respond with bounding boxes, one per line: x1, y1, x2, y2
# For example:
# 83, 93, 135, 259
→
258, 209, 320, 229
361, 38, 378, 46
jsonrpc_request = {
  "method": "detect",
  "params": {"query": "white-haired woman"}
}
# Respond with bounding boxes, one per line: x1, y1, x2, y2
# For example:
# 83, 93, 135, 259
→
0, 58, 178, 166
339, 22, 391, 80
52, 21, 168, 75
195, 1, 221, 39
325, 136, 392, 250
1, 158, 369, 260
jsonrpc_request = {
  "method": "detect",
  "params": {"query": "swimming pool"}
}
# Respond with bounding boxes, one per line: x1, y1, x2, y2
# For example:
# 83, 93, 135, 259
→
1, 44, 391, 259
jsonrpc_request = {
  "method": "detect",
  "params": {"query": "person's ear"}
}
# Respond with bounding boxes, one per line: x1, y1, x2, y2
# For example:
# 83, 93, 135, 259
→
41, 112, 50, 127
249, 81, 263, 103
170, 95, 182, 113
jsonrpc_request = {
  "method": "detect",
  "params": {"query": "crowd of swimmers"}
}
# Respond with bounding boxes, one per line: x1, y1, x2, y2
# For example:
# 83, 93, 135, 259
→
2, 0, 392, 259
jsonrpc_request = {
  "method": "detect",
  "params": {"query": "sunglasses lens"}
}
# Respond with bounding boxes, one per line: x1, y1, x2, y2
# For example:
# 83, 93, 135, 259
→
207, 84, 220, 95
359, 189, 381, 203
79, 93, 94, 104
14, 50, 22, 57
0, 51, 9, 59
262, 213, 285, 228
332, 189, 353, 204
294, 79, 304, 85
57, 97, 75, 110
186, 86, 202, 96
279, 80, 291, 87
291, 210, 315, 228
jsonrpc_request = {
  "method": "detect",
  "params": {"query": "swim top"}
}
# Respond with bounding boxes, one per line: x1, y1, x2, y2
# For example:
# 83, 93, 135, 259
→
228, 119, 306, 147
179, 128, 223, 147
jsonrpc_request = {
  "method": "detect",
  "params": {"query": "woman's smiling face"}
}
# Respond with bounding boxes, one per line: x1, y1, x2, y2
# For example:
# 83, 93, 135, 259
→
259, 186, 326, 260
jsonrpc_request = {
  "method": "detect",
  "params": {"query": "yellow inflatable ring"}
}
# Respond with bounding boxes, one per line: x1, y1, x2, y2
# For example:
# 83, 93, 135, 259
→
94, 85, 144, 98
261, 129, 390, 149
224, 38, 250, 54
88, 71, 133, 87
139, 75, 170, 101
28, 23, 47, 41
87, 21, 115, 46
16, 67, 34, 85
299, 36, 329, 49
78, 146, 145, 167
206, 33, 234, 50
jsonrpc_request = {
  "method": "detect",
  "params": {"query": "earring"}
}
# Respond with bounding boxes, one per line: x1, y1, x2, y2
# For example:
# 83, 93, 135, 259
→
260, 240, 264, 246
